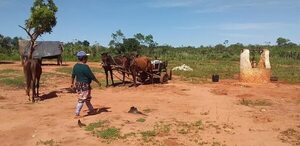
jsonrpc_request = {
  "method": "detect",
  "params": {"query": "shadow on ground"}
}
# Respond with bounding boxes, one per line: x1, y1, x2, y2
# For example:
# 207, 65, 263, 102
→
0, 61, 15, 64
83, 107, 111, 117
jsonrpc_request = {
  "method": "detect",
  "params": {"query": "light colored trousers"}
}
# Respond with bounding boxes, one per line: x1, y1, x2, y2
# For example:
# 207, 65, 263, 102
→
75, 90, 94, 116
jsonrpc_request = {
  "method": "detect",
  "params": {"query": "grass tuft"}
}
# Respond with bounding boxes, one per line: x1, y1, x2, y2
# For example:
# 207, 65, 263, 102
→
85, 120, 107, 131
140, 130, 156, 142
136, 118, 146, 123
0, 77, 24, 88
95, 127, 120, 140
36, 139, 60, 146
240, 98, 272, 106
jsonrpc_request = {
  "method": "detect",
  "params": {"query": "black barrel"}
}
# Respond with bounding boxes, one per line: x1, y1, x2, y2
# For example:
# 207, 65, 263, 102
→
212, 74, 219, 82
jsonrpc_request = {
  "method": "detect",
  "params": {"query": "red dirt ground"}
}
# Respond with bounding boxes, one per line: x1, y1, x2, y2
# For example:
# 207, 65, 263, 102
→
0, 61, 299, 146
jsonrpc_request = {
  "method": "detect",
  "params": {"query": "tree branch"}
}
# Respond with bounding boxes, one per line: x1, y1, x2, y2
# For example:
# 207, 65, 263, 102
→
18, 25, 33, 40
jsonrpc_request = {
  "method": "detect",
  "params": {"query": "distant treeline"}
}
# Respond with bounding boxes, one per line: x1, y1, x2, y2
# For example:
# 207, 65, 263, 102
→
1, 31, 300, 62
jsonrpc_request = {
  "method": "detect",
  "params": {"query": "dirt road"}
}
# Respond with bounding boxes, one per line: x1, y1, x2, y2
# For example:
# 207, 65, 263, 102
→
0, 61, 299, 146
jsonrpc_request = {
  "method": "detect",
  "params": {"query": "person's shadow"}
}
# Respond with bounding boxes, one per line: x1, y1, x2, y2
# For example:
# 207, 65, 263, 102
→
83, 107, 111, 117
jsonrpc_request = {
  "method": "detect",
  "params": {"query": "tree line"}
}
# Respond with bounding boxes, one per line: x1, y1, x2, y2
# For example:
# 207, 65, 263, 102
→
1, 31, 299, 61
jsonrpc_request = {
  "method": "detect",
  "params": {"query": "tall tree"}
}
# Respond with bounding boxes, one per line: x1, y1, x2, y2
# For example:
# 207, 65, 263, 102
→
276, 37, 290, 46
82, 40, 90, 47
134, 33, 145, 45
19, 0, 58, 59
109, 29, 125, 54
122, 38, 141, 54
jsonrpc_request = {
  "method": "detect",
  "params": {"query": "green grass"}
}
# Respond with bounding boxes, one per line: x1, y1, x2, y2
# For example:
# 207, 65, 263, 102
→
136, 118, 146, 122
170, 60, 239, 83
0, 77, 24, 88
95, 128, 120, 140
0, 69, 24, 88
271, 58, 300, 83
2, 46, 300, 83
0, 69, 21, 74
142, 108, 154, 113
55, 67, 72, 74
140, 130, 156, 142
85, 120, 108, 131
36, 139, 60, 146
211, 142, 221, 146
154, 122, 171, 134
240, 98, 272, 106
193, 120, 204, 130
90, 67, 104, 73
0, 53, 20, 61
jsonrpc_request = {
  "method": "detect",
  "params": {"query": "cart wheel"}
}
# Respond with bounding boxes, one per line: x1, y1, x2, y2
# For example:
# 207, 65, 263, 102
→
140, 72, 148, 83
160, 72, 169, 83
167, 69, 172, 80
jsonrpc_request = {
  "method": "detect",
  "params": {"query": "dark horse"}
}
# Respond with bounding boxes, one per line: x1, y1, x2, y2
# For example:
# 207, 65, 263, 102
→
23, 59, 42, 102
101, 53, 130, 87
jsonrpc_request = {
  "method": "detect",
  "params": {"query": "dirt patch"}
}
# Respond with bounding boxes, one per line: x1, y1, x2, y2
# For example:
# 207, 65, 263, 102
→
236, 93, 254, 98
0, 61, 299, 146
278, 128, 300, 145
210, 88, 228, 95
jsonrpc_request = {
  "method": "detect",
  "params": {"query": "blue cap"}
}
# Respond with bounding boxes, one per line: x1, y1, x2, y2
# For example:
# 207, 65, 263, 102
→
76, 51, 90, 57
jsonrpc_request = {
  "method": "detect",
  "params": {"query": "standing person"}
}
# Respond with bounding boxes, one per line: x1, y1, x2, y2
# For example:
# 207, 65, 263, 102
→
71, 51, 101, 118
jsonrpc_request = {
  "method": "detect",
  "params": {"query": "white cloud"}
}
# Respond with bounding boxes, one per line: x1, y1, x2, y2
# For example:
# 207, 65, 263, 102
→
219, 22, 291, 30
147, 0, 201, 8
194, 0, 300, 13
219, 33, 260, 38
174, 25, 204, 30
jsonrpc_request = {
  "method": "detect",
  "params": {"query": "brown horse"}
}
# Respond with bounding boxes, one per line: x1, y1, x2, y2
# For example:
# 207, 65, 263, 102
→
101, 53, 129, 87
23, 59, 42, 102
130, 56, 153, 87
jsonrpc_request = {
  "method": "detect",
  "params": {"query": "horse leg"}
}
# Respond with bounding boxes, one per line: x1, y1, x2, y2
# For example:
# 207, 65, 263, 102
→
26, 77, 31, 101
60, 56, 63, 65
122, 71, 125, 86
104, 69, 109, 87
31, 79, 35, 102
37, 74, 41, 98
131, 70, 137, 87
109, 69, 114, 86
31, 62, 37, 102
24, 62, 31, 101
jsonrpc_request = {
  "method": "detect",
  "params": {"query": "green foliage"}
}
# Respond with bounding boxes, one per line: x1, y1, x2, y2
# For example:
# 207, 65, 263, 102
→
154, 122, 171, 134
0, 77, 24, 88
36, 139, 60, 146
240, 99, 272, 106
0, 69, 24, 88
20, 0, 58, 59
136, 118, 146, 122
276, 37, 290, 46
0, 34, 21, 55
122, 38, 141, 54
95, 128, 120, 140
55, 67, 72, 74
26, 0, 58, 35
85, 120, 107, 131
140, 130, 156, 142
211, 142, 221, 146
109, 30, 125, 54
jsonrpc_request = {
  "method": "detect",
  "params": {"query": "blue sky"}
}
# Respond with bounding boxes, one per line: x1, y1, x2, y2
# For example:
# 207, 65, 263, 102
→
0, 0, 299, 47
